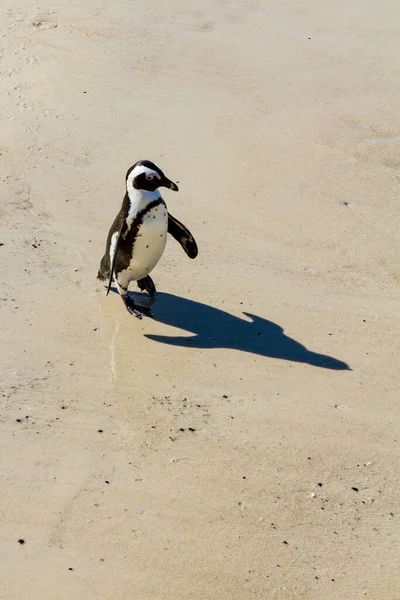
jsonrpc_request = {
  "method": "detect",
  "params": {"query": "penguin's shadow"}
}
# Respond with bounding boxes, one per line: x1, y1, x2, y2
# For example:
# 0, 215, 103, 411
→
126, 291, 350, 370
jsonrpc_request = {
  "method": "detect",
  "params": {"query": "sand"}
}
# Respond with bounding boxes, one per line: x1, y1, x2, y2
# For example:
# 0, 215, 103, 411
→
1, 1, 399, 598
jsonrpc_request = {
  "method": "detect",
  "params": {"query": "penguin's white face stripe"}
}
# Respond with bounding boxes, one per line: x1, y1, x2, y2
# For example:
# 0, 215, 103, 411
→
130, 165, 162, 182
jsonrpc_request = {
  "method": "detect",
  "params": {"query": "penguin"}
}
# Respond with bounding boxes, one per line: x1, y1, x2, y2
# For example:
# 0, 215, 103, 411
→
97, 160, 198, 318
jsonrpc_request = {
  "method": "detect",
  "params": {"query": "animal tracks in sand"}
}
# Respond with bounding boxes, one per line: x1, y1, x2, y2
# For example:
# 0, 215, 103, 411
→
26, 54, 40, 65
16, 99, 36, 111
31, 19, 58, 31
25, 121, 41, 133
1, 11, 58, 36
30, 9, 59, 31
0, 109, 15, 121
356, 134, 400, 171
0, 67, 18, 78
320, 125, 400, 174
0, 10, 64, 136
27, 142, 44, 156
2, 173, 33, 211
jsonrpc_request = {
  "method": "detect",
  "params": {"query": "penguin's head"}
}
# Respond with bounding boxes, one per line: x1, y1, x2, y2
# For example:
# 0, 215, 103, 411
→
126, 160, 179, 193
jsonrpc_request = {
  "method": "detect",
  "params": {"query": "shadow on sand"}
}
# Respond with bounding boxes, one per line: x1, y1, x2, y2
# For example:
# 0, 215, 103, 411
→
130, 292, 350, 371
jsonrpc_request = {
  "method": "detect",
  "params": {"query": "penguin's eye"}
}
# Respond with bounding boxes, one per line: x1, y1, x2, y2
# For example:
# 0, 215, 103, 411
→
146, 173, 155, 181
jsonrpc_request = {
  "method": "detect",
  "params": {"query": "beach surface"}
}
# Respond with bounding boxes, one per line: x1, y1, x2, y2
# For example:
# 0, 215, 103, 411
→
1, 1, 399, 598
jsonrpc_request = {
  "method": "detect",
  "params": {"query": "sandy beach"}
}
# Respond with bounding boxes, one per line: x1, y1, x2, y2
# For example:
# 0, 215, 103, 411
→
1, 1, 399, 598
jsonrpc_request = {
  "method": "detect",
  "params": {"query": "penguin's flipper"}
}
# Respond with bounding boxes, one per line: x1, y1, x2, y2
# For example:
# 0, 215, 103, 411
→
97, 256, 108, 281
106, 225, 123, 296
167, 213, 198, 259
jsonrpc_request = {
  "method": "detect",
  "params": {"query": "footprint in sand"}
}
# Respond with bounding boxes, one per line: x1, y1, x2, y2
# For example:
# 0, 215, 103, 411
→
3, 175, 33, 211
0, 67, 18, 78
25, 121, 40, 133
32, 20, 58, 30
26, 54, 40, 66
17, 99, 36, 111
198, 21, 214, 32
27, 143, 43, 156
31, 13, 58, 31
324, 122, 400, 173
355, 133, 400, 171
0, 109, 15, 121
19, 40, 34, 51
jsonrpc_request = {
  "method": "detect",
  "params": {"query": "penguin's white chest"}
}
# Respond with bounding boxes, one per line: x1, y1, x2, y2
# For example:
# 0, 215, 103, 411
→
125, 203, 168, 281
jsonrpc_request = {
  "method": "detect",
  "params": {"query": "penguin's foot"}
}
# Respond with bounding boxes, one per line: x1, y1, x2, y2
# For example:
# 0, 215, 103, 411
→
123, 296, 153, 319
137, 275, 156, 297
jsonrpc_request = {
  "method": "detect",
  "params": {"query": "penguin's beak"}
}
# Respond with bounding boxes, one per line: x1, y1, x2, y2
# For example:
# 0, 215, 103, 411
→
162, 177, 179, 192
